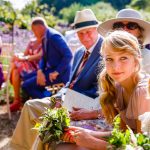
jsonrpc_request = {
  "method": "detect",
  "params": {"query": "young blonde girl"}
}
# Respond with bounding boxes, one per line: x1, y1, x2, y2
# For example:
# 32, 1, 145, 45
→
58, 30, 150, 150
99, 30, 150, 133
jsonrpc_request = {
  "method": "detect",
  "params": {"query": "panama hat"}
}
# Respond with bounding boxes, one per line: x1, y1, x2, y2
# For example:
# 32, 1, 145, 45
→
97, 9, 150, 45
73, 9, 99, 31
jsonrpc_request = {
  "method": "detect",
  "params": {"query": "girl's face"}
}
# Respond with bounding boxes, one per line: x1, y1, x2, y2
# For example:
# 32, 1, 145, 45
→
103, 46, 137, 84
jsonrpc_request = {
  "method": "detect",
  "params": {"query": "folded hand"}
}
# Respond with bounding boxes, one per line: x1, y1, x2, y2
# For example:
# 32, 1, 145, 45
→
37, 70, 46, 86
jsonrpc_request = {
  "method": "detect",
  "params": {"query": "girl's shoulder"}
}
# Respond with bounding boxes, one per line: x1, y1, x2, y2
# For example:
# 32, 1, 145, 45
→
130, 74, 150, 118
136, 73, 149, 93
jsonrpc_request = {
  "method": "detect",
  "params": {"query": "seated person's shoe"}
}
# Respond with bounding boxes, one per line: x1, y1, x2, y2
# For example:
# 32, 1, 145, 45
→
10, 100, 21, 112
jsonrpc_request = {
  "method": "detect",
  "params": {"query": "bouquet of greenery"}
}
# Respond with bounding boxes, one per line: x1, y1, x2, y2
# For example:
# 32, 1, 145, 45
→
107, 115, 150, 150
34, 107, 70, 149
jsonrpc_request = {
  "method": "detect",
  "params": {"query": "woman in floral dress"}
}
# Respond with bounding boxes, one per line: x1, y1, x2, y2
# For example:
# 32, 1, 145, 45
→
10, 38, 43, 111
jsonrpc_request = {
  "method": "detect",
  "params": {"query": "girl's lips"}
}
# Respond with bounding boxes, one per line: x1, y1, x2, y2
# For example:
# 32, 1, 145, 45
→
112, 72, 123, 75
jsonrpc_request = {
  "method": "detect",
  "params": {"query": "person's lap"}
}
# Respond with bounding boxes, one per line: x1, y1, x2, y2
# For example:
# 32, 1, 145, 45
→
56, 143, 90, 150
21, 69, 64, 98
22, 69, 64, 88
21, 71, 37, 81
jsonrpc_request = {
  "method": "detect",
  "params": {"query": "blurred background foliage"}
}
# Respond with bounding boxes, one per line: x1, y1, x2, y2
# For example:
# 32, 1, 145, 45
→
0, 0, 149, 103
0, 0, 150, 31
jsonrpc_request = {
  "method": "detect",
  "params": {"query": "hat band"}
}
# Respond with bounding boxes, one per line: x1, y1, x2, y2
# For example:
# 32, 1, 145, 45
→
74, 20, 98, 29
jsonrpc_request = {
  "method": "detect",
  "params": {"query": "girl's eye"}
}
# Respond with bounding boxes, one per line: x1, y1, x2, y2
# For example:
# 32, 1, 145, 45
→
120, 57, 128, 60
105, 58, 113, 61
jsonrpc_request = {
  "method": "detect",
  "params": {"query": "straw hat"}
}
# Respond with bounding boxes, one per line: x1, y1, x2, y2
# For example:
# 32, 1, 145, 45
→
97, 9, 150, 45
74, 9, 99, 31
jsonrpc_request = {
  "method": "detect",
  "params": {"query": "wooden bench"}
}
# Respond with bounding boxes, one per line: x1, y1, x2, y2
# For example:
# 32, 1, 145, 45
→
45, 83, 65, 95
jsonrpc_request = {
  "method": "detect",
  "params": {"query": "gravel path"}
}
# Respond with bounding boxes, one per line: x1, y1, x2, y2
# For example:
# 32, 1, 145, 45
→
0, 104, 21, 149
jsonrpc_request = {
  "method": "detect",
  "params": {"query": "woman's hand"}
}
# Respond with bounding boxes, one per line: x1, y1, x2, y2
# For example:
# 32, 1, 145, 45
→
65, 127, 96, 148
12, 55, 20, 62
13, 53, 26, 62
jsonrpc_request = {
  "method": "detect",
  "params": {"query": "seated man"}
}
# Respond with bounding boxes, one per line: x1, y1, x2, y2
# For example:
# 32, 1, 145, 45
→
9, 9, 104, 150
22, 17, 73, 99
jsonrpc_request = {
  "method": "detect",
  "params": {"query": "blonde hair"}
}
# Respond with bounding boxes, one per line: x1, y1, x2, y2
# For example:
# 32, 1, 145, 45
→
99, 30, 141, 124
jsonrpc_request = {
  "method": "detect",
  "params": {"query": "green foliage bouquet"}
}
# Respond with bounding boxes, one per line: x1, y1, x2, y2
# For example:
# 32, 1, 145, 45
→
34, 107, 70, 149
107, 115, 150, 150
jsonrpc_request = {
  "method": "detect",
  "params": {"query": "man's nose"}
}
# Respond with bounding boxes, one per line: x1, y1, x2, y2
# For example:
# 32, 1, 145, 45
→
82, 33, 89, 39
123, 26, 129, 31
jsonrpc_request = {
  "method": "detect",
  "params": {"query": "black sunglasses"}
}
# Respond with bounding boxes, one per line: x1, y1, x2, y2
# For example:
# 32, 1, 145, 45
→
113, 22, 140, 30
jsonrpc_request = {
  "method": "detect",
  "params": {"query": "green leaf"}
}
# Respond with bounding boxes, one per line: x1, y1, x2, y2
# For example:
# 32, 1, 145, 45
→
37, 107, 70, 144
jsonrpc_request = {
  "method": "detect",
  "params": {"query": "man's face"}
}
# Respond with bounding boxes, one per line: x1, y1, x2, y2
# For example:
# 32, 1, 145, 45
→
32, 24, 46, 40
77, 27, 98, 49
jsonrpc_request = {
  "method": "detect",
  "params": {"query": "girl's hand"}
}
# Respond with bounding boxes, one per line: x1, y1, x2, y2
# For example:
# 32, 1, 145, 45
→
69, 127, 95, 148
62, 126, 85, 143
61, 130, 75, 143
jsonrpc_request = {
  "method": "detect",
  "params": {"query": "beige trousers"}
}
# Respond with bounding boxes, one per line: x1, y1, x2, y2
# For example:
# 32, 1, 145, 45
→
9, 97, 51, 150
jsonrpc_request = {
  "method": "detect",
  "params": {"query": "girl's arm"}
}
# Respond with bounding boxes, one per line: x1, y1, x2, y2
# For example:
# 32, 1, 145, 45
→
88, 130, 112, 140
63, 126, 111, 145
64, 127, 109, 150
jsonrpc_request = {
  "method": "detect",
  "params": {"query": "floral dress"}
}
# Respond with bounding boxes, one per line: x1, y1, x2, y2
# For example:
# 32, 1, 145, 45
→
14, 41, 42, 77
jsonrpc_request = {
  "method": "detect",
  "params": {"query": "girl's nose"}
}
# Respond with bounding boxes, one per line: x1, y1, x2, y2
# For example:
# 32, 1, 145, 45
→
112, 62, 121, 70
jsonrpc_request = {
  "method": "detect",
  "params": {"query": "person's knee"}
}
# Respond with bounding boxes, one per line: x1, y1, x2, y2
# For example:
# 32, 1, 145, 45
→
13, 69, 20, 77
24, 99, 37, 108
24, 99, 45, 111
22, 100, 32, 112
21, 81, 27, 89
23, 99, 38, 113
22, 99, 40, 120
21, 77, 36, 89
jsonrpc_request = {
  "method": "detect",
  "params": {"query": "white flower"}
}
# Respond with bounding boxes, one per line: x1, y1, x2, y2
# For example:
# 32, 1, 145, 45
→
125, 145, 135, 150
125, 145, 143, 150
138, 112, 150, 136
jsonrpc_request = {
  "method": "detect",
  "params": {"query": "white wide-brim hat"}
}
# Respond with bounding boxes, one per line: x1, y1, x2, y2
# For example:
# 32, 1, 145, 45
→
97, 9, 150, 45
73, 9, 99, 32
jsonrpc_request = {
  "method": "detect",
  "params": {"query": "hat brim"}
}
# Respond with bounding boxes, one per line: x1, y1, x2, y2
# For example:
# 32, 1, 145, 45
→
97, 18, 150, 45
75, 24, 99, 32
